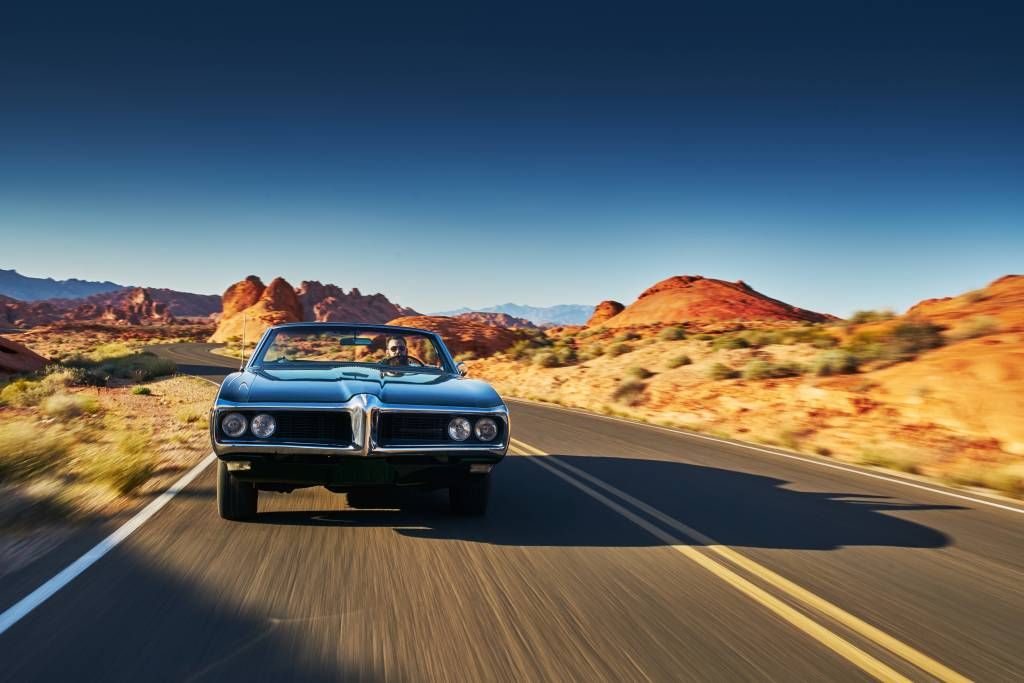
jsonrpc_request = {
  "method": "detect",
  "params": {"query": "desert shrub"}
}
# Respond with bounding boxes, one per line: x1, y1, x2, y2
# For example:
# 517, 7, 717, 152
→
607, 343, 632, 357
711, 335, 750, 351
0, 421, 68, 481
811, 335, 839, 349
612, 331, 641, 343
80, 432, 155, 495
42, 393, 101, 420
742, 360, 804, 380
857, 449, 919, 474
627, 366, 654, 379
658, 326, 686, 341
983, 463, 1024, 498
696, 334, 714, 341
739, 330, 785, 348
848, 309, 894, 325
813, 350, 860, 376
454, 351, 478, 361
506, 334, 552, 361
533, 352, 559, 368
65, 350, 176, 383
707, 363, 740, 380
888, 321, 945, 359
951, 315, 1000, 341
611, 379, 646, 405
552, 344, 578, 365
666, 354, 692, 368
0, 379, 52, 407
132, 386, 153, 396
174, 406, 208, 427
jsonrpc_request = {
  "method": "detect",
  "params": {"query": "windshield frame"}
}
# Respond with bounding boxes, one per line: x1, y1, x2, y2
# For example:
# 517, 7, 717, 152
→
245, 324, 458, 374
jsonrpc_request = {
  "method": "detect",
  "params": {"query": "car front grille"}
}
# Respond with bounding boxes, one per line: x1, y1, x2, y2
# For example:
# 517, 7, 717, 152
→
219, 410, 353, 445
376, 412, 503, 447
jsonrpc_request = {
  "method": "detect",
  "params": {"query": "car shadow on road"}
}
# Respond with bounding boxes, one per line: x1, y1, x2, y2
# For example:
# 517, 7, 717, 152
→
252, 454, 962, 550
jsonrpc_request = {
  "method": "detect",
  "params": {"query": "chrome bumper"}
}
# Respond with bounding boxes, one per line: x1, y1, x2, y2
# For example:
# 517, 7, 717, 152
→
209, 395, 510, 458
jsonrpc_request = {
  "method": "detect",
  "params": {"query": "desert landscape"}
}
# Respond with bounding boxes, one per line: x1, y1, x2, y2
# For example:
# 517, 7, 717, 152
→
2, 269, 1021, 509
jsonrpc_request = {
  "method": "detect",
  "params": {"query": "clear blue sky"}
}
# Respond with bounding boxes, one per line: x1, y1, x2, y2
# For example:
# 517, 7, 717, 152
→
1, 2, 1021, 316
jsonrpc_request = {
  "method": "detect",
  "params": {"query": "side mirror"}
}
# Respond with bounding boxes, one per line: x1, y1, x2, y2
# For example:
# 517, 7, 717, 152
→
456, 362, 468, 377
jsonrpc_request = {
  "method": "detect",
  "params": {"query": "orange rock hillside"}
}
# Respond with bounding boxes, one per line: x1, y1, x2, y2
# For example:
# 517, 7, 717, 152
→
602, 275, 836, 327
0, 335, 48, 374
209, 276, 420, 343
585, 300, 625, 327
454, 312, 539, 330
209, 277, 303, 343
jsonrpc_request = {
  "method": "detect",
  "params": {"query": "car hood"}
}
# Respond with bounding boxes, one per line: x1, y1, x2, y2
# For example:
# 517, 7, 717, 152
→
221, 366, 503, 408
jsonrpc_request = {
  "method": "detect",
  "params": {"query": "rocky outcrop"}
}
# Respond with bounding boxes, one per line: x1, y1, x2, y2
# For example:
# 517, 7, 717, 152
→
65, 288, 175, 326
601, 275, 836, 327
0, 336, 48, 374
454, 312, 538, 330
210, 276, 419, 342
904, 274, 1023, 332
0, 295, 63, 328
296, 281, 417, 324
585, 300, 625, 327
386, 316, 521, 357
209, 277, 303, 343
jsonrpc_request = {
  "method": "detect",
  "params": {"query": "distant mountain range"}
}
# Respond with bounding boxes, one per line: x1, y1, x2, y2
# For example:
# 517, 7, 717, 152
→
434, 303, 594, 326
0, 268, 124, 301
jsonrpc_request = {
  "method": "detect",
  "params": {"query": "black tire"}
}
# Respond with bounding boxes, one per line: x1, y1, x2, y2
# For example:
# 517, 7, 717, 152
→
449, 475, 491, 516
217, 460, 258, 520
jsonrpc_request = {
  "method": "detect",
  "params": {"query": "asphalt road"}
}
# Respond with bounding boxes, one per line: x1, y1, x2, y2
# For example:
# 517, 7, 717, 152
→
1, 343, 1022, 681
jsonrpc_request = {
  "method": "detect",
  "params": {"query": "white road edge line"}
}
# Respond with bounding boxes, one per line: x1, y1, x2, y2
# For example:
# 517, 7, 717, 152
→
508, 398, 1024, 516
0, 452, 217, 636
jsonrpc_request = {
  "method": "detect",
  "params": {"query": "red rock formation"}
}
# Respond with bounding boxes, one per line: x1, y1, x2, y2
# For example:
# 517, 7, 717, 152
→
210, 277, 303, 343
454, 312, 538, 330
1, 295, 63, 328
220, 275, 267, 319
65, 288, 175, 326
0, 335, 48, 374
386, 315, 521, 357
296, 281, 417, 324
585, 300, 625, 327
46, 288, 220, 318
602, 275, 836, 327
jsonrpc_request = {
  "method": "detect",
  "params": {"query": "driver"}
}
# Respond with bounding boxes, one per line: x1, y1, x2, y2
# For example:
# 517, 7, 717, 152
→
382, 336, 421, 366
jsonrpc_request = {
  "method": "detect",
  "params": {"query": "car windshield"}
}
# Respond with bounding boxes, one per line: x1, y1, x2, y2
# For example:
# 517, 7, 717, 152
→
255, 328, 447, 370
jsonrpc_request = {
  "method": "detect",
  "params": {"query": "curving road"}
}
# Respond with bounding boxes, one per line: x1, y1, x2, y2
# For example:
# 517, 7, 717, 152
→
1, 343, 1022, 681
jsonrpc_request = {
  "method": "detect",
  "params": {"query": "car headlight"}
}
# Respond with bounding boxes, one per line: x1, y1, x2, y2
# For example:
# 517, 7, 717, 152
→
448, 416, 472, 441
474, 417, 498, 441
250, 413, 276, 439
221, 412, 247, 438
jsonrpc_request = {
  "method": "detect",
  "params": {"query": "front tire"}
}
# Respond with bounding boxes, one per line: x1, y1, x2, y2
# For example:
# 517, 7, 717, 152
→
449, 475, 491, 516
217, 461, 258, 520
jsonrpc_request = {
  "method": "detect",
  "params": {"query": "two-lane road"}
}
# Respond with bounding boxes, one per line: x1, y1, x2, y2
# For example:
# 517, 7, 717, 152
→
0, 343, 1021, 681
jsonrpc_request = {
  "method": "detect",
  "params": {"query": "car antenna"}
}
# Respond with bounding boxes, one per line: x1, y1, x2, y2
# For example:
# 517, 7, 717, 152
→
239, 314, 248, 371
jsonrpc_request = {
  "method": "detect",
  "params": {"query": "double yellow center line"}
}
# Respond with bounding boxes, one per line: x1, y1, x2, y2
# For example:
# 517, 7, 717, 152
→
509, 438, 970, 683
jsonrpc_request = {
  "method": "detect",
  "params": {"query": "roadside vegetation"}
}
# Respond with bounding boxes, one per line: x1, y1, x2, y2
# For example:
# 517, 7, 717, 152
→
0, 342, 216, 527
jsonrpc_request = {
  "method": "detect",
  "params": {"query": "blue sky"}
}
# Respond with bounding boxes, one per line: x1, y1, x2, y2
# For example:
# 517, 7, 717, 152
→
1, 2, 1021, 316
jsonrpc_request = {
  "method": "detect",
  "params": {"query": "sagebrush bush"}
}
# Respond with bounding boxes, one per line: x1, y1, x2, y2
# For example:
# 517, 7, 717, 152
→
79, 432, 155, 495
42, 393, 101, 420
533, 352, 559, 368
611, 379, 646, 405
607, 343, 632, 357
848, 309, 894, 324
666, 354, 692, 368
628, 366, 654, 379
813, 350, 860, 376
711, 335, 750, 351
707, 363, 740, 380
658, 326, 686, 341
0, 421, 68, 481
132, 386, 153, 396
612, 331, 641, 343
741, 360, 803, 380
951, 315, 999, 341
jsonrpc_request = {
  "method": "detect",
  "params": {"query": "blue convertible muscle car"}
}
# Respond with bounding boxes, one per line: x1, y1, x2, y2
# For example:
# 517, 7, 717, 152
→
210, 323, 509, 520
